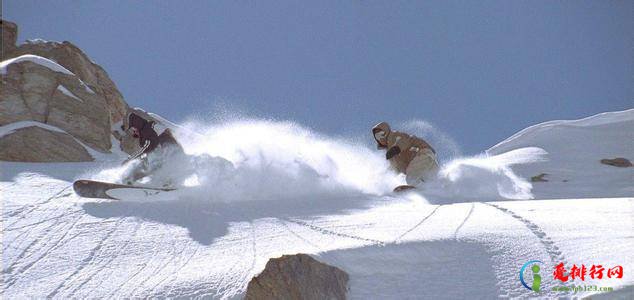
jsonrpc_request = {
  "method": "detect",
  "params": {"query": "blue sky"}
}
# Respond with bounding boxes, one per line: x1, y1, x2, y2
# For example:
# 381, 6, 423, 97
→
5, 1, 633, 154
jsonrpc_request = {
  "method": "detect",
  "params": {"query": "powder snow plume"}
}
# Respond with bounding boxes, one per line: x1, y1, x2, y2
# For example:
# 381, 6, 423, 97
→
91, 115, 546, 203
421, 147, 549, 203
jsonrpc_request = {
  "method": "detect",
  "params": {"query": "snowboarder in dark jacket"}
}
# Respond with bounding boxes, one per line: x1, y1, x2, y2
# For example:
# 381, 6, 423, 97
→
125, 111, 183, 161
121, 108, 185, 185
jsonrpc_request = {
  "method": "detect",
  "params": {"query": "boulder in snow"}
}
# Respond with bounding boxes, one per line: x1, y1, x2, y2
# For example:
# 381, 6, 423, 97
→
530, 173, 548, 182
600, 157, 632, 168
244, 254, 349, 300
0, 125, 92, 162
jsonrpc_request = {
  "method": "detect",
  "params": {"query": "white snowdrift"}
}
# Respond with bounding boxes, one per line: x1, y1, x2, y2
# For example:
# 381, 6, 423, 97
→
0, 54, 74, 75
488, 109, 634, 198
0, 120, 67, 138
1, 54, 95, 94
56, 85, 83, 102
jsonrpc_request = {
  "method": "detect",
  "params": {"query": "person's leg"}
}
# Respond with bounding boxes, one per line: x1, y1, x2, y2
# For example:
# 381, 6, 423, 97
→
405, 149, 439, 186
121, 157, 150, 185
144, 144, 191, 188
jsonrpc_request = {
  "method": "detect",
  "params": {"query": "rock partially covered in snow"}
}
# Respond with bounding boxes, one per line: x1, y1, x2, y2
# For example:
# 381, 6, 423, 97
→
9, 38, 128, 125
245, 254, 349, 300
0, 125, 92, 162
0, 20, 131, 160
600, 157, 632, 168
1, 56, 111, 152
1, 20, 18, 59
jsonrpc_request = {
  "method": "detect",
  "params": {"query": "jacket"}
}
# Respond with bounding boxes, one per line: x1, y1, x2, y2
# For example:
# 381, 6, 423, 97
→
372, 122, 435, 174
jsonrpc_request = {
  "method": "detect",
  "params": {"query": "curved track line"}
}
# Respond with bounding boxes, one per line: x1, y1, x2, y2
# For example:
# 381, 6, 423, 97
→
453, 203, 475, 240
5, 185, 72, 224
67, 219, 142, 298
278, 219, 348, 268
4, 214, 85, 289
46, 218, 122, 298
129, 238, 180, 297
483, 203, 566, 265
5, 209, 82, 232
147, 239, 199, 296
393, 205, 442, 243
284, 218, 385, 245
159, 243, 202, 298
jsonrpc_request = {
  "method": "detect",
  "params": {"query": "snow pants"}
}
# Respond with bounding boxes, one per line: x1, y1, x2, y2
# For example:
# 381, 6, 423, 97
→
405, 148, 439, 186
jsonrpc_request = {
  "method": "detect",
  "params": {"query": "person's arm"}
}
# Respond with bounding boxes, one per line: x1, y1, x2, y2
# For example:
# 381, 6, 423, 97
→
124, 138, 150, 163
386, 133, 411, 159
386, 146, 401, 159
125, 127, 158, 161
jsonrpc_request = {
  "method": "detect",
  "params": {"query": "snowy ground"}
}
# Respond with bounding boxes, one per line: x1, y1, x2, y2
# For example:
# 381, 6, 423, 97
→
2, 110, 633, 299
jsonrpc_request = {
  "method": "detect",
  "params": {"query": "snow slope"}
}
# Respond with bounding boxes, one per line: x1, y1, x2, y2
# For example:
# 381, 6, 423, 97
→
488, 109, 634, 199
2, 110, 633, 299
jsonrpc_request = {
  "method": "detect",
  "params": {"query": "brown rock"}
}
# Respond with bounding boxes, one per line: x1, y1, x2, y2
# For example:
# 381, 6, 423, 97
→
10, 40, 128, 125
1, 20, 18, 59
531, 173, 548, 182
600, 158, 632, 168
245, 254, 349, 300
0, 126, 92, 162
1, 59, 111, 151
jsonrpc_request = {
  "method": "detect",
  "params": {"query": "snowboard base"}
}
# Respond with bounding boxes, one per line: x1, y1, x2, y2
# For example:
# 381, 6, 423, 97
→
73, 179, 176, 200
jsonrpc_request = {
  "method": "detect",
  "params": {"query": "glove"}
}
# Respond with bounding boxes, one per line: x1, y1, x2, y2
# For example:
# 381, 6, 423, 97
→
386, 146, 401, 160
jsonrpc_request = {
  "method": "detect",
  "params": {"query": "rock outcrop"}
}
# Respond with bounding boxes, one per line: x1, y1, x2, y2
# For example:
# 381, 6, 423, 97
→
11, 40, 128, 125
1, 57, 111, 152
1, 20, 18, 60
0, 19, 130, 161
0, 126, 92, 162
244, 254, 349, 300
600, 158, 632, 168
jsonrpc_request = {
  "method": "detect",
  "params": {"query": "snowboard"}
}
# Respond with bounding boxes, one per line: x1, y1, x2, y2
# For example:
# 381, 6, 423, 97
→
73, 179, 176, 200
393, 185, 417, 192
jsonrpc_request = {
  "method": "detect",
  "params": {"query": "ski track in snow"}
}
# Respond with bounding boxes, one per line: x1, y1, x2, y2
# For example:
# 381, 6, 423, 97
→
47, 218, 123, 298
393, 204, 442, 243
482, 202, 572, 298
484, 203, 567, 266
453, 203, 474, 240
284, 218, 387, 245
2, 176, 632, 298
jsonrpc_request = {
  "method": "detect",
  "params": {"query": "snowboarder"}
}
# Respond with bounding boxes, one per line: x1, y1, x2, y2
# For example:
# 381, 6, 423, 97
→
120, 108, 185, 186
372, 122, 439, 190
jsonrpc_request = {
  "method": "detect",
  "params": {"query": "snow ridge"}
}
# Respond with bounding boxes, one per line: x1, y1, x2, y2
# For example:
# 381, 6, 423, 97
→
0, 54, 75, 75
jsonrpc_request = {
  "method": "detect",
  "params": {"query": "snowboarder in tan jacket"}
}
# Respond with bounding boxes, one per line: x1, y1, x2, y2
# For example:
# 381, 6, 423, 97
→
372, 122, 439, 188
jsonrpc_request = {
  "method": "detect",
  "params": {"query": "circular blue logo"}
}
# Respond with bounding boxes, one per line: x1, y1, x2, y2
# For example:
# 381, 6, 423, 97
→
520, 260, 543, 291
